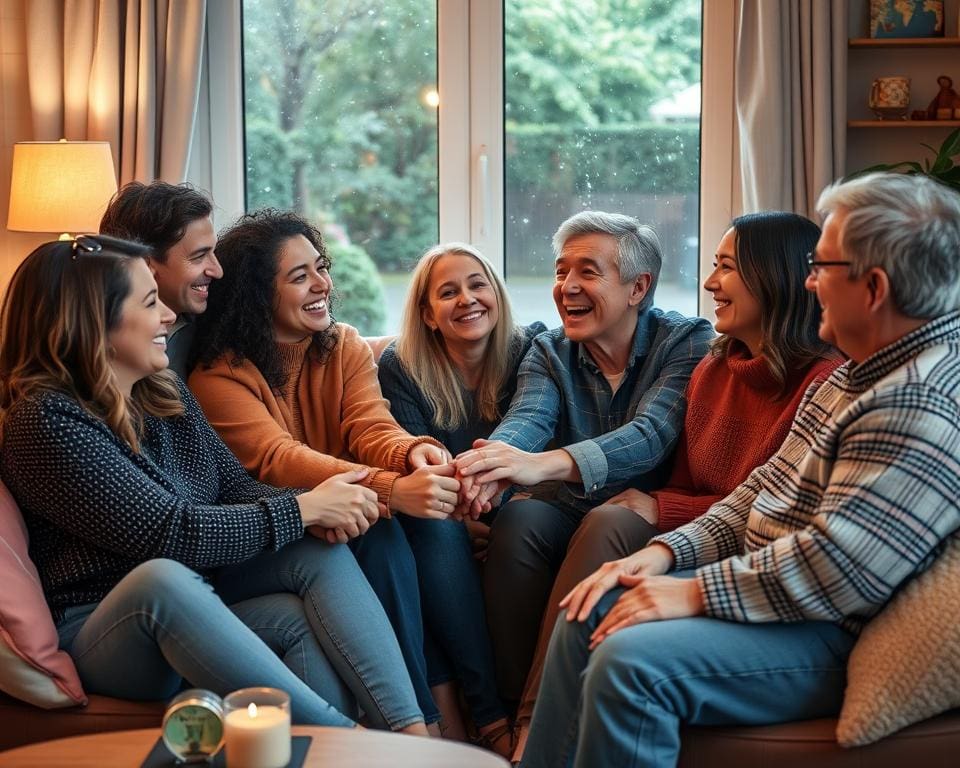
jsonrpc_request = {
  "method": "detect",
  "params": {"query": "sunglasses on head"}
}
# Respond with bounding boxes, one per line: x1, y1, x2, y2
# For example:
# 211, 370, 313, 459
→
70, 235, 103, 260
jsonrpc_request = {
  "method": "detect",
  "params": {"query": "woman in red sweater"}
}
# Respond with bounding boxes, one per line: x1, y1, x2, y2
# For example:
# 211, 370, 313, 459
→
510, 211, 840, 761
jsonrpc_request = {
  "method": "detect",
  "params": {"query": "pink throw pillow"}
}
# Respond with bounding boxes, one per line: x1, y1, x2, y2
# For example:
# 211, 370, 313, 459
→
0, 479, 86, 707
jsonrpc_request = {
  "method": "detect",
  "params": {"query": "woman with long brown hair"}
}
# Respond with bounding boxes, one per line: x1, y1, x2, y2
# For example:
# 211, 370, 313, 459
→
0, 235, 426, 733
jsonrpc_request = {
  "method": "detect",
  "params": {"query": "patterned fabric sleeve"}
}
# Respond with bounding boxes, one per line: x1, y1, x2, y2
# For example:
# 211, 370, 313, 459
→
2, 392, 303, 570
489, 339, 562, 452
563, 319, 713, 493
697, 384, 960, 626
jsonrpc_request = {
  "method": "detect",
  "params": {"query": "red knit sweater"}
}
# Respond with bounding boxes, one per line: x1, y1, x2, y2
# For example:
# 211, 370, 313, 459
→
651, 343, 840, 532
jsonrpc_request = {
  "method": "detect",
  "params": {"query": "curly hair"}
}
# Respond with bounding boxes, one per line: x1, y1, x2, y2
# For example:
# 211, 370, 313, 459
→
0, 236, 183, 452
192, 210, 339, 390
99, 181, 212, 263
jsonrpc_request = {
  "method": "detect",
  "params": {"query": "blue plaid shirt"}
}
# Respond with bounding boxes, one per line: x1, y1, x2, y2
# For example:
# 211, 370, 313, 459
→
491, 308, 714, 513
654, 311, 960, 634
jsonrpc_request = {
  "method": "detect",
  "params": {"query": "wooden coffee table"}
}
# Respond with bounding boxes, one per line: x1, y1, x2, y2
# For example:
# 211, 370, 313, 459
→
0, 726, 511, 767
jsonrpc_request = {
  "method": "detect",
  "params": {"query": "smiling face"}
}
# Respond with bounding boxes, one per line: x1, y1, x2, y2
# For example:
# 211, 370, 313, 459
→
107, 258, 177, 393
703, 227, 763, 355
151, 216, 221, 316
552, 232, 648, 347
804, 208, 866, 357
422, 252, 500, 348
272, 234, 333, 343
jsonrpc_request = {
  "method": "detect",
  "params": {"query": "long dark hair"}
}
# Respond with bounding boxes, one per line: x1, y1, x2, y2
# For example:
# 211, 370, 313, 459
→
0, 236, 183, 451
193, 210, 338, 390
713, 211, 834, 394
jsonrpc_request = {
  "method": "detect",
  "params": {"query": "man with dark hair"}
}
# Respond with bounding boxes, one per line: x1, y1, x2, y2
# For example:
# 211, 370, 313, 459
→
99, 181, 221, 378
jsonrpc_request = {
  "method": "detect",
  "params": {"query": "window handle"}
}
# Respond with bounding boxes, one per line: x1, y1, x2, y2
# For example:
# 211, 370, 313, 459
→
478, 144, 491, 238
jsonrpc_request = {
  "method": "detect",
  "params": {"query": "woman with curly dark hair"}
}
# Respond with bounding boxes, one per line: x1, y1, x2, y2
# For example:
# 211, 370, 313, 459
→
189, 210, 506, 747
0, 235, 426, 733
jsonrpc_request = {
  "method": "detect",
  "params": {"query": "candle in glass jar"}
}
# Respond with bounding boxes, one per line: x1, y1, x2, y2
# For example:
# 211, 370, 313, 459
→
224, 699, 291, 768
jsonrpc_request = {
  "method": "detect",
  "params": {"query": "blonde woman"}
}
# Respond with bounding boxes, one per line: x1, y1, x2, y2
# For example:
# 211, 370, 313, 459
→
378, 243, 546, 751
380, 243, 546, 456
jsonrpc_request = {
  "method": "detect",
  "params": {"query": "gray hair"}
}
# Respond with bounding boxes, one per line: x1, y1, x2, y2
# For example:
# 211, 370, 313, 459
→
817, 173, 960, 319
552, 211, 662, 311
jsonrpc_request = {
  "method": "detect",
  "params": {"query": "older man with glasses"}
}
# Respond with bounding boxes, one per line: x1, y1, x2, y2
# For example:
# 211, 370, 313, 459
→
521, 173, 960, 768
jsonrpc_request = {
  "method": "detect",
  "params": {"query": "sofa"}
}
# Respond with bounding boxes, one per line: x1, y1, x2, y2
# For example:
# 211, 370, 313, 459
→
2, 398, 959, 760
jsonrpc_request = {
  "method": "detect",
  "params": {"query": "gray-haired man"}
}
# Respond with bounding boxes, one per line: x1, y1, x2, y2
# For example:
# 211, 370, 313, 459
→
456, 211, 714, 711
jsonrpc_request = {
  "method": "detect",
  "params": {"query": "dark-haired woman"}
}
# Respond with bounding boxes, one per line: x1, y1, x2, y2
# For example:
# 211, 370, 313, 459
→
510, 211, 842, 760
189, 211, 508, 746
0, 237, 426, 733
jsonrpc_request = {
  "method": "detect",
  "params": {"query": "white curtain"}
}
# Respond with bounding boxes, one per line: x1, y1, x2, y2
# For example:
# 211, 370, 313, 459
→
23, 0, 207, 184
735, 0, 847, 217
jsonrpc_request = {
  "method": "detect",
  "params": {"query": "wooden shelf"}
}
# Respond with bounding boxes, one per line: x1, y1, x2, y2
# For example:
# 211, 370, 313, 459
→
849, 37, 960, 49
848, 120, 960, 128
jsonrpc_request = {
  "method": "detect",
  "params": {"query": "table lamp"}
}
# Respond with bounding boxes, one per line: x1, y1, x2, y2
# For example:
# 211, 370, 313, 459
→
6, 140, 118, 240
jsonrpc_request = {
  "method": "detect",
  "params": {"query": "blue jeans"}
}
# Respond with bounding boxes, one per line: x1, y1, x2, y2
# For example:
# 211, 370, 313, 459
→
56, 538, 423, 730
399, 514, 506, 727
522, 582, 856, 768
348, 516, 439, 724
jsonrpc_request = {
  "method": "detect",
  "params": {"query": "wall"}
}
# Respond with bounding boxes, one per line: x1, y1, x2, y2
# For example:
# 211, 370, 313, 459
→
0, 0, 46, 294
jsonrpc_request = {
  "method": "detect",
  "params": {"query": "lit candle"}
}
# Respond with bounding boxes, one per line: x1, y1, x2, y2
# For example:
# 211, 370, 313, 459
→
224, 689, 291, 768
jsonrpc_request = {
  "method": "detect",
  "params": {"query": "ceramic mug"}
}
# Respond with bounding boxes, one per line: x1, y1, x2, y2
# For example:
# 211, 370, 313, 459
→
869, 76, 910, 119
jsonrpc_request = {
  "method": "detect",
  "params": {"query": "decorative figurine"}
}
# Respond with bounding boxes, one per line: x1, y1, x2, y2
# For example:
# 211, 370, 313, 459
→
927, 75, 959, 120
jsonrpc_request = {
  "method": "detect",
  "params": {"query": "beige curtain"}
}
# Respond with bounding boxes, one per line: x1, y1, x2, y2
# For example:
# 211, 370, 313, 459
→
23, 0, 207, 184
735, 0, 847, 217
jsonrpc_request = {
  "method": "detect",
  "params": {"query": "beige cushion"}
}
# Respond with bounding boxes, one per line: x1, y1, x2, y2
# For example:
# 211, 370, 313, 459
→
837, 534, 960, 747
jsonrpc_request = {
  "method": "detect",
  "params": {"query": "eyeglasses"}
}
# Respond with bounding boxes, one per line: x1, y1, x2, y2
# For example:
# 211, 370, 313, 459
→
71, 235, 103, 259
806, 252, 852, 275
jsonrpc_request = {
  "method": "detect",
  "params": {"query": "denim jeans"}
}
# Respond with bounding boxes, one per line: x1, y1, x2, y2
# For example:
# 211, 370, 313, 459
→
57, 537, 424, 730
521, 580, 856, 768
347, 516, 439, 724
399, 514, 506, 727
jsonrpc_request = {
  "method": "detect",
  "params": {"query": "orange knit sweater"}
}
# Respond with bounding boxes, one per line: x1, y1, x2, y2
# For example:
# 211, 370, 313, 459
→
188, 325, 442, 508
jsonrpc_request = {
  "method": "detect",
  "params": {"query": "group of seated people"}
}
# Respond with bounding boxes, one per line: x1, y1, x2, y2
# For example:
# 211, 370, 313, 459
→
0, 170, 957, 768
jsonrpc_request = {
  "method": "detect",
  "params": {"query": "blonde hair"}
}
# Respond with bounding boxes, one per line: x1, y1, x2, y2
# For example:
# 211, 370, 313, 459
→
396, 243, 521, 430
0, 238, 183, 452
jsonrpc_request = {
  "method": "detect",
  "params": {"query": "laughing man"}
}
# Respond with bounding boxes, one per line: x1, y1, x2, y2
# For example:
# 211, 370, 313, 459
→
99, 182, 222, 378
455, 210, 713, 712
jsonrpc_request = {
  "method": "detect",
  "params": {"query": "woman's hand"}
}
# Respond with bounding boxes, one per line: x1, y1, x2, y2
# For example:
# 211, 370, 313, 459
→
559, 543, 675, 622
588, 574, 704, 650
605, 488, 659, 526
391, 464, 461, 518
296, 468, 382, 540
408, 442, 452, 469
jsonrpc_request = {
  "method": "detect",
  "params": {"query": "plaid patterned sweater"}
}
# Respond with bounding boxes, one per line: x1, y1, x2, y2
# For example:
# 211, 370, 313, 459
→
654, 311, 960, 634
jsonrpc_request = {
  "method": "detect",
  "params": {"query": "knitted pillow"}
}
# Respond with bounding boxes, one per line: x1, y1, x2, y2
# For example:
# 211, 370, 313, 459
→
837, 534, 960, 746
0, 480, 86, 707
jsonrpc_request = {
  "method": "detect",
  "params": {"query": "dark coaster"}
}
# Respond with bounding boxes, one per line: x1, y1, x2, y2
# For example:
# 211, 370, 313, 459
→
141, 735, 312, 767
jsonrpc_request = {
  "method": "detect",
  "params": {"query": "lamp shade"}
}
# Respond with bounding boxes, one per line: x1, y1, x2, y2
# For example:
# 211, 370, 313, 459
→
7, 140, 118, 234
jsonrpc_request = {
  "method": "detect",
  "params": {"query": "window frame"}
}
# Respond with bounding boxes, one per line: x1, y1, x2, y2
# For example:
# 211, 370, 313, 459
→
203, 0, 735, 319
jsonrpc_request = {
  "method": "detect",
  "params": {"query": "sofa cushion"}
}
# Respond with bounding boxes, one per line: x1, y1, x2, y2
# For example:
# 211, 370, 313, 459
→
837, 534, 960, 747
0, 479, 86, 707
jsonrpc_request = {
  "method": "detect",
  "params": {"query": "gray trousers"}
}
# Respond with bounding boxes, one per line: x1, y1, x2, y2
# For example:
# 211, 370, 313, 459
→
482, 498, 658, 719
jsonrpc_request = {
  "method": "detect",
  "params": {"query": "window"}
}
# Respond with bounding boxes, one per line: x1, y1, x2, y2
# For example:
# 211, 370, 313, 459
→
241, 0, 707, 334
504, 0, 702, 326
243, 0, 438, 335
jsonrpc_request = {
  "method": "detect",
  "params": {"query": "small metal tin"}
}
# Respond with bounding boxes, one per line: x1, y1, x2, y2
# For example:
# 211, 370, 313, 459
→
162, 688, 225, 763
